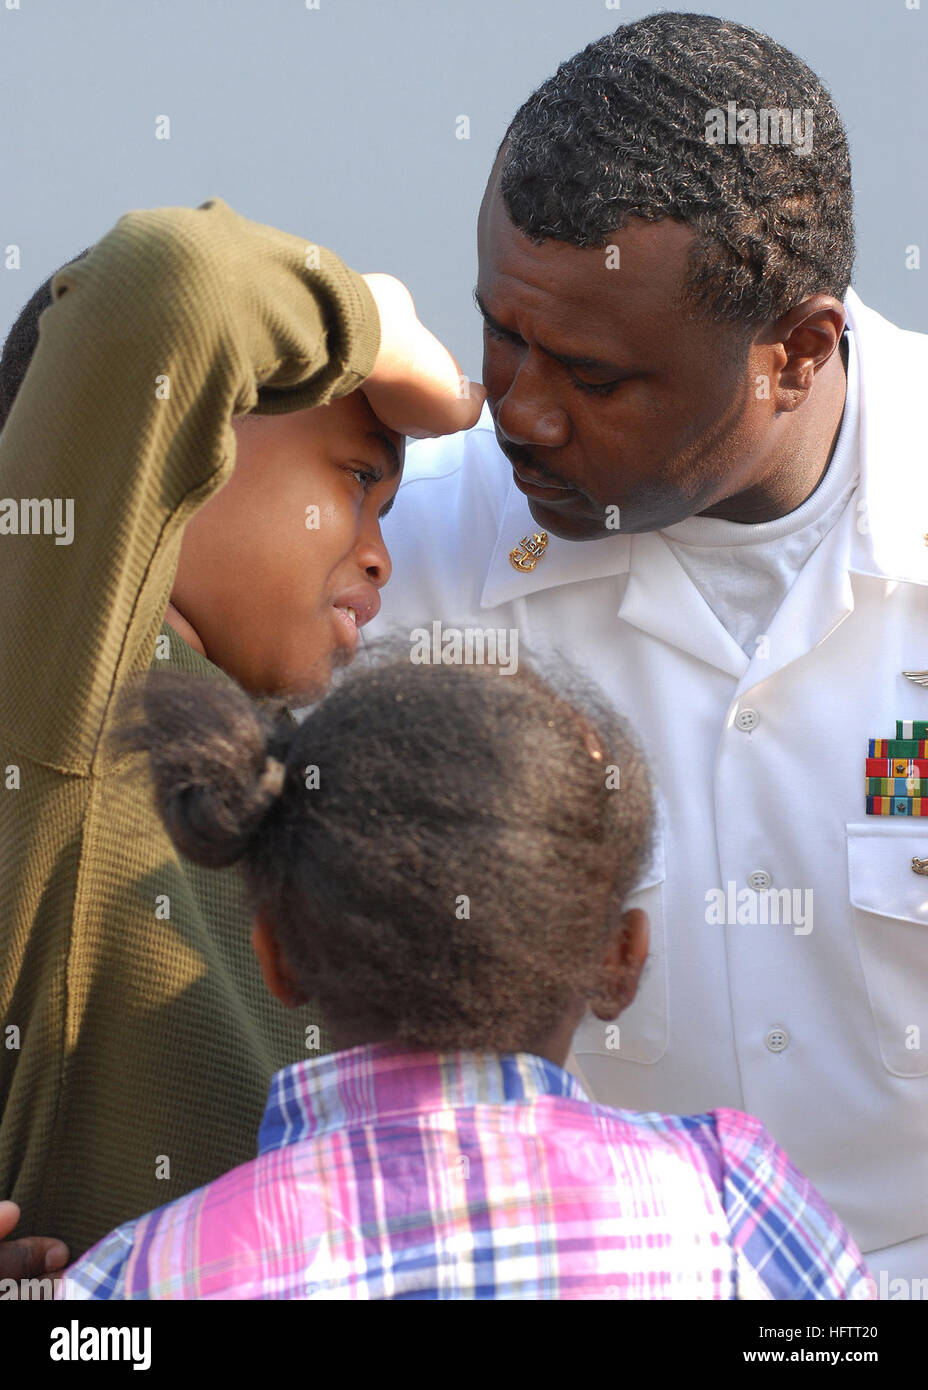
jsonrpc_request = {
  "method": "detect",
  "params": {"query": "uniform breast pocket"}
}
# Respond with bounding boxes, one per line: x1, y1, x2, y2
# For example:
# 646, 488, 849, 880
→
846, 821, 928, 1077
570, 827, 668, 1066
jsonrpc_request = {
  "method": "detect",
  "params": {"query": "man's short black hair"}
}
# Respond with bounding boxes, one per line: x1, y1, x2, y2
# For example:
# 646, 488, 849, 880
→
499, 12, 855, 328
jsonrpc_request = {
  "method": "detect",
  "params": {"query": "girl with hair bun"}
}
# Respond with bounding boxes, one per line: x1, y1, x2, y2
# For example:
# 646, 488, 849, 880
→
62, 649, 873, 1301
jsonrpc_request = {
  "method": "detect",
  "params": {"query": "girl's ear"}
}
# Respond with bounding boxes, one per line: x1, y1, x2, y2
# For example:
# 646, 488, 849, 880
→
252, 915, 306, 1007
588, 908, 649, 1020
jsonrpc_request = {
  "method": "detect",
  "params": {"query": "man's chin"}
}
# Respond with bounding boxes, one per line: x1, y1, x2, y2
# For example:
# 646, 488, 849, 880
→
527, 498, 615, 542
528, 497, 680, 539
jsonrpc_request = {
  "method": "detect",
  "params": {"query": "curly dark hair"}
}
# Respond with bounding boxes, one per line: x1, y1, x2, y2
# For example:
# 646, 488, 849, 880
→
114, 643, 655, 1053
499, 12, 855, 327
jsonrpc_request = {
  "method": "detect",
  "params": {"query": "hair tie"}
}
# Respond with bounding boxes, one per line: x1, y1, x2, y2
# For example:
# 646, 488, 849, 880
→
257, 756, 286, 800
583, 728, 604, 762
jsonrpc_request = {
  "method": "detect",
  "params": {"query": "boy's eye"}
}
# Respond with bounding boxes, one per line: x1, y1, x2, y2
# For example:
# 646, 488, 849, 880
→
343, 464, 382, 490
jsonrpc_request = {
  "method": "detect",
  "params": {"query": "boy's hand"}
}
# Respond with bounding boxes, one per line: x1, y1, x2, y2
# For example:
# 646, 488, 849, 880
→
361, 273, 486, 439
0, 1201, 69, 1285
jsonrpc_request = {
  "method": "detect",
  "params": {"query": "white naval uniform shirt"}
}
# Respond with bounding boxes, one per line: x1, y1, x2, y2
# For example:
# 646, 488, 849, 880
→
366, 290, 928, 1284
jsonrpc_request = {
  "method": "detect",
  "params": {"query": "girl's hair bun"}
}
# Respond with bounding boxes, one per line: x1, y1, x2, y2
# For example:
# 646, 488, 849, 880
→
113, 673, 291, 868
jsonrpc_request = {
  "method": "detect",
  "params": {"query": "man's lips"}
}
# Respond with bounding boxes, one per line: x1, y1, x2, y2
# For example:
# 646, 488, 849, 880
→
511, 467, 580, 503
498, 437, 580, 502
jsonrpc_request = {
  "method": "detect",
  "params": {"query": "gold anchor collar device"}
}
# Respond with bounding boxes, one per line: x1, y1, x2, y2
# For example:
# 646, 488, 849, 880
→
509, 531, 549, 572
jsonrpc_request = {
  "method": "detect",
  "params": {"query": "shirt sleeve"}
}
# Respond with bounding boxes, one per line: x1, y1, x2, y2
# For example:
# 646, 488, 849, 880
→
0, 197, 380, 773
56, 1221, 135, 1300
713, 1109, 876, 1300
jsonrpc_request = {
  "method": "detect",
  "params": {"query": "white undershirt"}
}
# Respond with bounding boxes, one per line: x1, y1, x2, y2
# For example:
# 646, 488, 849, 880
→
660, 331, 860, 656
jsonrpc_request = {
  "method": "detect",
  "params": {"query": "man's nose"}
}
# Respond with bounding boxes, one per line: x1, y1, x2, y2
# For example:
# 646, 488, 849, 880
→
494, 358, 570, 450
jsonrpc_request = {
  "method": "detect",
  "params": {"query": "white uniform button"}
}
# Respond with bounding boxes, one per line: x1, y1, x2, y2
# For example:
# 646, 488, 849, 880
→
748, 869, 772, 891
765, 1028, 789, 1053
735, 708, 759, 731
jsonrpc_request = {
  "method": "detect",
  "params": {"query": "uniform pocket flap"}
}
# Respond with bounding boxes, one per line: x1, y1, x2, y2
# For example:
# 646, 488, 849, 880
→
846, 821, 928, 925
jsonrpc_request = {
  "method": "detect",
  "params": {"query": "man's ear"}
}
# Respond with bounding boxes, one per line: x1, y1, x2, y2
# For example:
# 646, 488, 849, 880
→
588, 908, 649, 1020
252, 914, 306, 1007
767, 295, 846, 409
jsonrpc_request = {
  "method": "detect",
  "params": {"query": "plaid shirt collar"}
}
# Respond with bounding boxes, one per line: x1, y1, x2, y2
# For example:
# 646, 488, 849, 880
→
257, 1043, 590, 1155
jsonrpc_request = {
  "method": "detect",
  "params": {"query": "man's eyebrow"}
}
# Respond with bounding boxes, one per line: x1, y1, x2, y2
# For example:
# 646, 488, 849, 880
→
366, 430, 401, 476
473, 288, 518, 339
473, 287, 623, 374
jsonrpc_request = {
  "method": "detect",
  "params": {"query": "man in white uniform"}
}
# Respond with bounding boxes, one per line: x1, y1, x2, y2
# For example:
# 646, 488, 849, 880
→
365, 14, 927, 1291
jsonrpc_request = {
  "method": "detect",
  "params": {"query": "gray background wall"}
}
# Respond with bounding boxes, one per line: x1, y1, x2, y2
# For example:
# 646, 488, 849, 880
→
1, 0, 924, 381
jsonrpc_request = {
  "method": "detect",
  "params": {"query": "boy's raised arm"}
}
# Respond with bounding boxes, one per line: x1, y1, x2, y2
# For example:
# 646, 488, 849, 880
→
0, 197, 381, 770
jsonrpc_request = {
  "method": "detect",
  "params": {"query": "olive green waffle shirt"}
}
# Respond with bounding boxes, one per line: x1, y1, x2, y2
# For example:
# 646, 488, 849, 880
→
0, 198, 380, 1259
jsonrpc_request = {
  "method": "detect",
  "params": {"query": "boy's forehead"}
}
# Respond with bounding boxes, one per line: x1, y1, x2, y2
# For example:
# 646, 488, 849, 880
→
232, 396, 403, 469
327, 389, 403, 458
366, 426, 404, 474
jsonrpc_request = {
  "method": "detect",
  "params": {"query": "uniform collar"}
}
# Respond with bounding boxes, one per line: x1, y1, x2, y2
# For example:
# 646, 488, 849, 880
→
844, 287, 928, 587
480, 476, 632, 610
257, 1043, 589, 1152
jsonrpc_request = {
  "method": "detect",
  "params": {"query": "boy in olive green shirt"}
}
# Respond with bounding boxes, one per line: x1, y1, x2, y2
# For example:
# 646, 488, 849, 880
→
0, 197, 479, 1261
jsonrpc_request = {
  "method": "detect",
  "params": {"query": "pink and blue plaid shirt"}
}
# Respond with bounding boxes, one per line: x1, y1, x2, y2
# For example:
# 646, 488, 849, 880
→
60, 1044, 874, 1300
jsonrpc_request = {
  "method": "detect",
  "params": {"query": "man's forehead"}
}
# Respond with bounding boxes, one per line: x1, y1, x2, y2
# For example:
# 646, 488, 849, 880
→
477, 184, 696, 335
